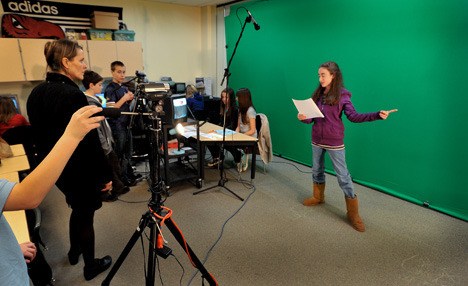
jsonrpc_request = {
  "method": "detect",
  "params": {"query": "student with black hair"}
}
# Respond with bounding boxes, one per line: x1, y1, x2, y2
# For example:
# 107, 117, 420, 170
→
83, 70, 130, 201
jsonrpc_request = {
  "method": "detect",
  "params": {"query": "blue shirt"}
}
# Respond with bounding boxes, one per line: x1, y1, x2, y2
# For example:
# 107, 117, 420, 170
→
187, 92, 204, 112
104, 82, 132, 131
0, 179, 29, 285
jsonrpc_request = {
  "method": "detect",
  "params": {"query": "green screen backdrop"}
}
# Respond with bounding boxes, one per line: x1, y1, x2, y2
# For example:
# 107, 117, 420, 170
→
224, 0, 467, 221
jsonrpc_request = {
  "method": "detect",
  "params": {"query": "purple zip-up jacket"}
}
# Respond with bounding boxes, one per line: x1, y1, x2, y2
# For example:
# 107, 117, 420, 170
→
301, 88, 381, 147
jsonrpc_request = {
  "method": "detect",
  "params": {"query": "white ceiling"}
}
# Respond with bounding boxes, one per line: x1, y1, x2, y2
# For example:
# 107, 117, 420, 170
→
151, 0, 236, 7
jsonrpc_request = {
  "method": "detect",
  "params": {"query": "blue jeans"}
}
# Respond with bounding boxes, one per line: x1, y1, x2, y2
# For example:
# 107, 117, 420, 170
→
312, 145, 354, 198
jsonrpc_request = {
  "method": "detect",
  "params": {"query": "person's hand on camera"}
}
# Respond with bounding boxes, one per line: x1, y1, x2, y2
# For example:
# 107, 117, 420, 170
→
63, 106, 104, 142
20, 242, 37, 263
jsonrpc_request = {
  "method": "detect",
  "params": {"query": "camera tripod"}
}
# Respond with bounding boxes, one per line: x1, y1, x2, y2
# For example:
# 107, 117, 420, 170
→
102, 114, 217, 286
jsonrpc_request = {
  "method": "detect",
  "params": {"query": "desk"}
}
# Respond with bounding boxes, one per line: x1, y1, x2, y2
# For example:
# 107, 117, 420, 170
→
0, 144, 28, 174
0, 155, 29, 174
197, 122, 258, 183
1, 144, 31, 244
10, 144, 26, 156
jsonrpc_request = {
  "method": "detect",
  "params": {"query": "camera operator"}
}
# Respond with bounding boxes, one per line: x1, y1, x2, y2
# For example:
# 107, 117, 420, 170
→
104, 61, 140, 186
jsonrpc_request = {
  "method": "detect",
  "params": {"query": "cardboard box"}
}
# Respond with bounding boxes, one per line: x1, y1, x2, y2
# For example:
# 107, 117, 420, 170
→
113, 30, 135, 41
91, 11, 119, 30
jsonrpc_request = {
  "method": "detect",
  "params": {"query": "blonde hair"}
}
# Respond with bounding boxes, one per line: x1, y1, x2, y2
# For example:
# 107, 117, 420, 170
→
186, 84, 197, 97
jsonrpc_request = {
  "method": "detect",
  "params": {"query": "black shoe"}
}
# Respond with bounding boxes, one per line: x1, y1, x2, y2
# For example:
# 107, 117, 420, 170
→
101, 192, 118, 202
129, 173, 143, 182
123, 178, 137, 187
68, 249, 81, 265
113, 186, 130, 196
83, 256, 112, 281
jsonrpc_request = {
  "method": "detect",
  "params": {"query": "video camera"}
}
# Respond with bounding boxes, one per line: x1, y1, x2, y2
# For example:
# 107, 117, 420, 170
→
131, 71, 171, 117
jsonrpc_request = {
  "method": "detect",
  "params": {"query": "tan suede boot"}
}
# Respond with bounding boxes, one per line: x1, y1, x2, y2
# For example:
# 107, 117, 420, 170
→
303, 183, 325, 206
345, 195, 366, 232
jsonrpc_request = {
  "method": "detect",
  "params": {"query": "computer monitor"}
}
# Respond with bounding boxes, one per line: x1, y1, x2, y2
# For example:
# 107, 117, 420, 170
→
174, 82, 186, 94
163, 94, 187, 126
0, 94, 21, 114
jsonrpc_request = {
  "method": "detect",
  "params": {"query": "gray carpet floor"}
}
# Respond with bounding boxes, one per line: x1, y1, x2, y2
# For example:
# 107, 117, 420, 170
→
37, 155, 468, 286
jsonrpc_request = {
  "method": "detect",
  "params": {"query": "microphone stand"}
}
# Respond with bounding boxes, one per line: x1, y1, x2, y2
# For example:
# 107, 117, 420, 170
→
193, 15, 252, 201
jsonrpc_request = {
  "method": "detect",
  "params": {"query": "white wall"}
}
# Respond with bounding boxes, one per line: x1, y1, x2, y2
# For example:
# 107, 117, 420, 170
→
0, 0, 220, 115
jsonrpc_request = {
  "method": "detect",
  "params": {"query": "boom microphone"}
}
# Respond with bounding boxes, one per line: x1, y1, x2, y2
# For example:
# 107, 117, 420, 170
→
246, 10, 260, 31
93, 108, 154, 118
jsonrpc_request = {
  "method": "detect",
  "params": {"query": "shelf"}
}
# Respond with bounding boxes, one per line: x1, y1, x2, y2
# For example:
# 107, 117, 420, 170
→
161, 123, 201, 188
161, 161, 198, 186
160, 148, 197, 159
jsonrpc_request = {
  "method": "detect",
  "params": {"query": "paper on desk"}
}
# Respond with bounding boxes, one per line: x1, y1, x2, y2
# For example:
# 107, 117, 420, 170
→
181, 131, 197, 138
178, 125, 196, 138
215, 129, 235, 135
201, 132, 223, 140
292, 98, 324, 119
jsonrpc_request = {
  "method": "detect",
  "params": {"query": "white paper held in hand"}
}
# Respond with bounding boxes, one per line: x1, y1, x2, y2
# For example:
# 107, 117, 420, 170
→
292, 98, 324, 119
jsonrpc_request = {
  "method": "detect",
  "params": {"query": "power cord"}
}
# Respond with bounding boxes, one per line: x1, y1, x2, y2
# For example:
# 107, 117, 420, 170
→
256, 159, 313, 174
187, 169, 256, 285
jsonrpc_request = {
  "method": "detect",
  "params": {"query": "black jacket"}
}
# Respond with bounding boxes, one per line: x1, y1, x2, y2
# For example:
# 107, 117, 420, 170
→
27, 73, 112, 210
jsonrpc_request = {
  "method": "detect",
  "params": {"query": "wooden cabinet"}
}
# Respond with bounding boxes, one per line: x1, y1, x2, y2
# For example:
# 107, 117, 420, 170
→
116, 41, 143, 76
19, 39, 50, 81
87, 41, 143, 77
0, 38, 143, 82
87, 41, 118, 77
0, 39, 25, 82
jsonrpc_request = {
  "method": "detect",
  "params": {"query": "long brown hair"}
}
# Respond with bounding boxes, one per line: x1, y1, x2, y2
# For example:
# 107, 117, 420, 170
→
0, 97, 18, 124
311, 61, 344, 105
219, 87, 236, 117
44, 38, 82, 72
237, 88, 255, 124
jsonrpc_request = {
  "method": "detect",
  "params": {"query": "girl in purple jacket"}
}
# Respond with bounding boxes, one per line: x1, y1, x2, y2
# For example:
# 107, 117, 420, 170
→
298, 61, 397, 232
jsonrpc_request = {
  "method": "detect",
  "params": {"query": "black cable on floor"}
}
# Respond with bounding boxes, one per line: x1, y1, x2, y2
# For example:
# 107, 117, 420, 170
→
187, 169, 256, 285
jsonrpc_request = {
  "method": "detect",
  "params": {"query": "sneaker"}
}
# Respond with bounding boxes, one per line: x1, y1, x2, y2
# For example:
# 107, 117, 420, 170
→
237, 162, 242, 173
242, 154, 250, 172
207, 158, 220, 168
